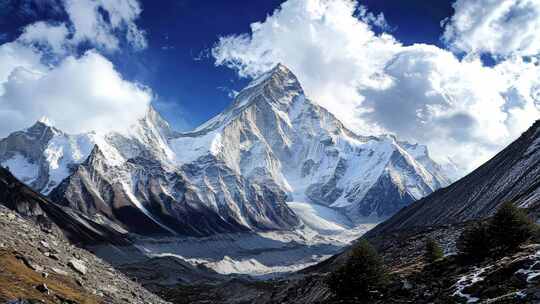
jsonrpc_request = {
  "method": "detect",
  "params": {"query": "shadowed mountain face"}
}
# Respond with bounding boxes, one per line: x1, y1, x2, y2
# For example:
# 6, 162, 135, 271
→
0, 64, 451, 237
0, 166, 128, 246
368, 120, 540, 237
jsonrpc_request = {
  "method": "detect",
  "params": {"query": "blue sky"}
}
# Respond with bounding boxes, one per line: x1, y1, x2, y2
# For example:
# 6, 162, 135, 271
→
0, 0, 539, 172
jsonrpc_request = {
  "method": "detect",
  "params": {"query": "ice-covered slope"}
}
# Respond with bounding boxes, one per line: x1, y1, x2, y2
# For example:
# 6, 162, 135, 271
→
368, 120, 540, 237
286, 201, 351, 234
0, 64, 451, 236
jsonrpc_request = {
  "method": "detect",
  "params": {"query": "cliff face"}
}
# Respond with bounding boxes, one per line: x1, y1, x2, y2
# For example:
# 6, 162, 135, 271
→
0, 166, 128, 246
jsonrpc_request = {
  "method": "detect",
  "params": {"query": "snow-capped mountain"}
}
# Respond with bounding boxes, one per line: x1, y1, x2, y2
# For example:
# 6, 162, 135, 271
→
0, 64, 451, 236
167, 64, 451, 219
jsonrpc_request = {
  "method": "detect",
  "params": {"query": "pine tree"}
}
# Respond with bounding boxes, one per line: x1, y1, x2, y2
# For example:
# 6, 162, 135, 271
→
424, 238, 444, 263
325, 239, 388, 300
489, 201, 536, 256
457, 223, 491, 261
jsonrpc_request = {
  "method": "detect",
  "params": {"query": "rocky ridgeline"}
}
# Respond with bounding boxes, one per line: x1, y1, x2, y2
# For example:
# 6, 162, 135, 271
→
0, 205, 169, 304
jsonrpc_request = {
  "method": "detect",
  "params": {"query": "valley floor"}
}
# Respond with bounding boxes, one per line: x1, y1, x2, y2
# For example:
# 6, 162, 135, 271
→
94, 202, 380, 279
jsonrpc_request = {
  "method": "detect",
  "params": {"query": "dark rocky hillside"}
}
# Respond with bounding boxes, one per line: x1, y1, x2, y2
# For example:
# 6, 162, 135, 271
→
0, 166, 128, 246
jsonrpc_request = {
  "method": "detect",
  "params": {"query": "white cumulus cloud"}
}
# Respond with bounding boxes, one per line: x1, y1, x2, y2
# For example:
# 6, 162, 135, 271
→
442, 0, 540, 57
64, 0, 147, 51
212, 0, 540, 174
19, 21, 70, 55
18, 0, 147, 54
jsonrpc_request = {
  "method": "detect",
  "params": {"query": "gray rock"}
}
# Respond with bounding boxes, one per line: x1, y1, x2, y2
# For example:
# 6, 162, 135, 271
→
68, 258, 87, 275
16, 255, 44, 272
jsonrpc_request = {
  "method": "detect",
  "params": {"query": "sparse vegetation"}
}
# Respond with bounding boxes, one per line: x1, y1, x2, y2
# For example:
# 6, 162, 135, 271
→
0, 250, 100, 304
424, 238, 444, 263
457, 202, 537, 261
325, 239, 388, 300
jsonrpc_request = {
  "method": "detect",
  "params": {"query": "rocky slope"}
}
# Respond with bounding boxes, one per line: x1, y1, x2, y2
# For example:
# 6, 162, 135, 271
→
0, 204, 169, 304
1, 64, 451, 237
368, 119, 540, 237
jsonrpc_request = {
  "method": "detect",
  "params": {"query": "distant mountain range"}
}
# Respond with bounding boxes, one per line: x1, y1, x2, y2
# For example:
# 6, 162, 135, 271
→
368, 119, 540, 237
0, 64, 452, 237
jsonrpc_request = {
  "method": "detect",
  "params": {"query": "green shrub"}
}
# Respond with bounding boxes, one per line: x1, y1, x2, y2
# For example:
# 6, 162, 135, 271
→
325, 239, 388, 300
424, 238, 444, 263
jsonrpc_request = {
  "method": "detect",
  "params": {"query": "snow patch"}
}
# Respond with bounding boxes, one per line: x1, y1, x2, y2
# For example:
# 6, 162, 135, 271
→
43, 133, 94, 193
170, 131, 223, 164
453, 266, 492, 303
515, 249, 540, 283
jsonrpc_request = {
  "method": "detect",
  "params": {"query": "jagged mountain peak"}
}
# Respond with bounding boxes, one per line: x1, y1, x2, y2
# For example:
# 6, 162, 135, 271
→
242, 63, 300, 92
140, 105, 173, 138
25, 119, 62, 137
189, 64, 305, 135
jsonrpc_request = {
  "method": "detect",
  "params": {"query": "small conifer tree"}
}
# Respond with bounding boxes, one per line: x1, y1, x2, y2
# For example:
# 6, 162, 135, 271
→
489, 201, 536, 255
457, 223, 491, 261
457, 202, 537, 260
326, 240, 388, 300
424, 238, 444, 263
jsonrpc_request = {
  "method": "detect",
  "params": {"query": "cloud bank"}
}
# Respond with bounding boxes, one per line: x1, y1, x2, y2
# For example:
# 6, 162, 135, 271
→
212, 0, 540, 173
0, 51, 151, 136
0, 0, 150, 137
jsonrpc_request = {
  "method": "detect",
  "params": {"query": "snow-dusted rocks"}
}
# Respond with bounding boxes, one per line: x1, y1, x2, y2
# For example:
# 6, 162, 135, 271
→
0, 64, 451, 236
